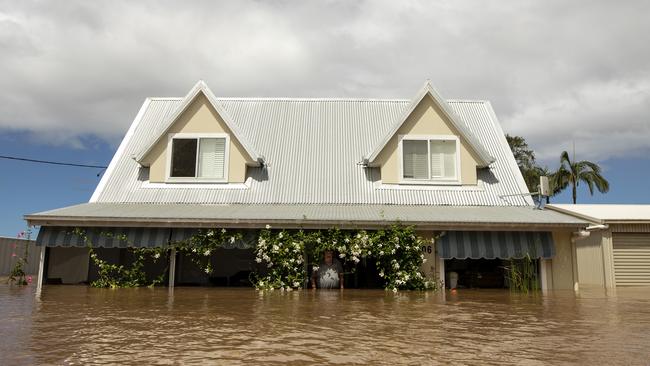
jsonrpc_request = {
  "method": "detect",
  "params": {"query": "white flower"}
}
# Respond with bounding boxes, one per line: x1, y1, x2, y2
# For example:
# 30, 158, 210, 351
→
379, 271, 384, 277
312, 266, 319, 271
356, 234, 361, 239
272, 245, 279, 252
255, 257, 262, 263
395, 244, 400, 249
367, 251, 372, 255
332, 240, 337, 245
344, 238, 350, 243
204, 267, 210, 274
293, 281, 300, 287
230, 236, 235, 243
268, 262, 273, 267
265, 224, 271, 229
353, 256, 360, 264
316, 238, 321, 243
379, 251, 384, 256
204, 250, 211, 256
154, 253, 161, 259
221, 228, 226, 233
192, 248, 197, 253
278, 232, 284, 239
420, 254, 425, 259
207, 231, 214, 237
392, 287, 398, 293
422, 259, 427, 263
391, 249, 396, 254
393, 263, 400, 269
339, 253, 346, 258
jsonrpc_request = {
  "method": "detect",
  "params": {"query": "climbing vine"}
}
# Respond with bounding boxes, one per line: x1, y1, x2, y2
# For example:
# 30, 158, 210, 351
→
74, 228, 242, 288
252, 224, 437, 292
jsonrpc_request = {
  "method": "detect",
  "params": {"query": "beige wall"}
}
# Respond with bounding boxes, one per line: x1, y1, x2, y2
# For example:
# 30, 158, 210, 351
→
417, 231, 437, 280
575, 231, 606, 288
374, 96, 480, 185
47, 247, 90, 284
142, 93, 252, 183
550, 231, 578, 290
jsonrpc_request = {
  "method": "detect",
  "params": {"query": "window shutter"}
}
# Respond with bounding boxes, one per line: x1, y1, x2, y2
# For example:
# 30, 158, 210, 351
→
403, 140, 428, 179
198, 138, 226, 179
430, 140, 456, 179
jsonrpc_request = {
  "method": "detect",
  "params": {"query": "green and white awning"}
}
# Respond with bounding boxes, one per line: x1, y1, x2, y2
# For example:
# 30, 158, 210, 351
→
36, 227, 256, 249
436, 231, 555, 259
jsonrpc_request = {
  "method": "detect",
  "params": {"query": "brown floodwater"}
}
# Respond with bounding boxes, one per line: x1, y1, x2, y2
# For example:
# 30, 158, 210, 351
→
1, 285, 650, 365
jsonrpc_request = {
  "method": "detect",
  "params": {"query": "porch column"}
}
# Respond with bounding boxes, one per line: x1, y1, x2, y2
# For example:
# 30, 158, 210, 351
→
539, 259, 549, 291
168, 248, 176, 288
36, 246, 46, 293
437, 256, 445, 289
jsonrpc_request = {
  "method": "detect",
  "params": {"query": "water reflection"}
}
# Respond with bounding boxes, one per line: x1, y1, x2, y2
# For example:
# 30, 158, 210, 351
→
1, 285, 649, 364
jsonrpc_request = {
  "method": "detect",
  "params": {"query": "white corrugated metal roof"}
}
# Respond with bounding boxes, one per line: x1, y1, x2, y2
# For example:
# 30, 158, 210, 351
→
25, 203, 586, 229
90, 91, 533, 206
548, 204, 650, 223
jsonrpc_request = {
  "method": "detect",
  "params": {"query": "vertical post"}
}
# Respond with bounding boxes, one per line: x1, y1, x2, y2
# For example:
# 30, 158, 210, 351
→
539, 259, 549, 291
571, 240, 579, 292
36, 246, 46, 293
168, 248, 176, 288
437, 256, 445, 289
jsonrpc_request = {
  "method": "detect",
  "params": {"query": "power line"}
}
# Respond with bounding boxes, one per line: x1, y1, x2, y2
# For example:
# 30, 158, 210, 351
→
0, 155, 107, 169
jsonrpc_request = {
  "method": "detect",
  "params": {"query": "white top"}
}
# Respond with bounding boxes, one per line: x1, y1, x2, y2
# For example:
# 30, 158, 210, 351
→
548, 204, 650, 222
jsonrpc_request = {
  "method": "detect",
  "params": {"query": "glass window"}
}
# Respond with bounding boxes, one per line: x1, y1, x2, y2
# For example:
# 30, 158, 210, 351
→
170, 137, 226, 179
171, 138, 197, 177
402, 140, 429, 179
402, 137, 458, 181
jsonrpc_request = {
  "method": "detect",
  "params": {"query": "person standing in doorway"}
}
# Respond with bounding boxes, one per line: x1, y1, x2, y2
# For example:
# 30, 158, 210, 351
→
311, 250, 344, 289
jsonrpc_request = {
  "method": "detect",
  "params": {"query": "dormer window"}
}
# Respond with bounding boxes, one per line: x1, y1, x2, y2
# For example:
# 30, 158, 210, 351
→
400, 135, 460, 184
167, 133, 229, 182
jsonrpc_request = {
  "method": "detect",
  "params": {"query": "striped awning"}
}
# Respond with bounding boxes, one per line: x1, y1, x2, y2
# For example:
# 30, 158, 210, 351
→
36, 226, 257, 249
436, 231, 555, 259
36, 227, 171, 248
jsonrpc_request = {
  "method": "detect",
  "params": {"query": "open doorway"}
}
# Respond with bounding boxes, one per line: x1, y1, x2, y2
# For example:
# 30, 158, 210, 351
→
444, 258, 540, 289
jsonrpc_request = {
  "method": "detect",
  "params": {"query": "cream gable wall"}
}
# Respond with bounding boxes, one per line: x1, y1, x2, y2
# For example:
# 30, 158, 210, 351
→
374, 96, 481, 185
141, 93, 252, 183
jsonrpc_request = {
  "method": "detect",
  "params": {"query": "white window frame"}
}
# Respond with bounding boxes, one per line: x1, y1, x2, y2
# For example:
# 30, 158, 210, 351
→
165, 132, 230, 183
398, 134, 461, 185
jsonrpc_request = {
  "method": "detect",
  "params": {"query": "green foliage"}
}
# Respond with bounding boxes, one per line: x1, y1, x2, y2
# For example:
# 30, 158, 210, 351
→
506, 134, 554, 196
504, 255, 539, 293
252, 224, 437, 292
75, 228, 243, 288
553, 150, 609, 204
252, 228, 306, 291
7, 229, 32, 286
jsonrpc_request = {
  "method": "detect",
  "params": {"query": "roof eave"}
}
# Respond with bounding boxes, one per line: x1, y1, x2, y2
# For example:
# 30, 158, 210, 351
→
364, 81, 495, 167
134, 80, 264, 165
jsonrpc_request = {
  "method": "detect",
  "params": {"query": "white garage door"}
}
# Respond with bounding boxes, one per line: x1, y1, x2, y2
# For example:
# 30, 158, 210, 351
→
613, 233, 650, 287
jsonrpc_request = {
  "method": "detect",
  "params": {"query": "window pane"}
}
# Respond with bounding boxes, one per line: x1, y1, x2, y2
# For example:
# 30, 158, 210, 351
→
171, 139, 197, 177
430, 139, 456, 179
402, 140, 428, 179
198, 138, 226, 179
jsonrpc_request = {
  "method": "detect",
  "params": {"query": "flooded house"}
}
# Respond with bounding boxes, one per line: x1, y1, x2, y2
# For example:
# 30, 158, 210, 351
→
25, 81, 591, 290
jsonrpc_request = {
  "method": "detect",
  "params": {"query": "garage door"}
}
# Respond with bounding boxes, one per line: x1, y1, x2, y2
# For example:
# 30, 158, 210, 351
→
613, 233, 650, 287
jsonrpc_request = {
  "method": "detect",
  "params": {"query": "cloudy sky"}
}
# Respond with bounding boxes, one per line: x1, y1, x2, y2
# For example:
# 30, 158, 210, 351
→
0, 0, 649, 234
2, 0, 649, 159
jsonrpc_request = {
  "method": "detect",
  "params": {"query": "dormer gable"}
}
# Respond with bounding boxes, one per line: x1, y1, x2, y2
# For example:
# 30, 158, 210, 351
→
137, 81, 262, 184
364, 81, 495, 185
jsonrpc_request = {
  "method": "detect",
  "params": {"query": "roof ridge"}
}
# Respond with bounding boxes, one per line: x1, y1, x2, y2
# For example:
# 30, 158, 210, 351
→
148, 97, 489, 103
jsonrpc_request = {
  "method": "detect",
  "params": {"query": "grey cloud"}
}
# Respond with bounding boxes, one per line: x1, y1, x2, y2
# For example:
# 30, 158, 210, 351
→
0, 0, 648, 161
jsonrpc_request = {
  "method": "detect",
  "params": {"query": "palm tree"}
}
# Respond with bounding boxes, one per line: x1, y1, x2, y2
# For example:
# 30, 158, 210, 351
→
553, 151, 609, 204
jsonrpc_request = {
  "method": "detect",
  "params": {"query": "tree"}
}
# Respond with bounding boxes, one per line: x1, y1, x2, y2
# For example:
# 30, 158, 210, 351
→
553, 151, 609, 204
506, 134, 545, 194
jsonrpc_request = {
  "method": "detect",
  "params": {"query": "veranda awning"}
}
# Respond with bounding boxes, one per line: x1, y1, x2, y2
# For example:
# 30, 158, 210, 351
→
436, 231, 555, 259
36, 227, 257, 249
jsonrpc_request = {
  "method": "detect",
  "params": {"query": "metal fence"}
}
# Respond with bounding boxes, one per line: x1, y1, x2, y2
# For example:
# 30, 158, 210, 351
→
0, 237, 39, 276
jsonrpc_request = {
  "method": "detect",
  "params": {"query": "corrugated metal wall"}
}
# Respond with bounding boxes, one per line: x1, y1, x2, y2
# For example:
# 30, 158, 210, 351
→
613, 233, 650, 287
0, 237, 39, 276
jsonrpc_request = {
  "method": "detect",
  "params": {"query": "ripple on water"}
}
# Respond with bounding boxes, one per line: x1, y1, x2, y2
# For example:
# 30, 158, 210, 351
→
1, 286, 650, 365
